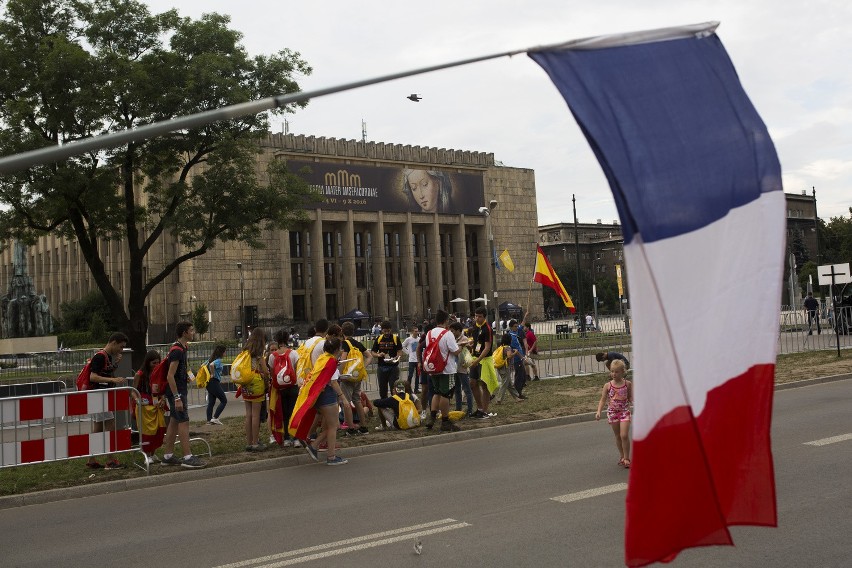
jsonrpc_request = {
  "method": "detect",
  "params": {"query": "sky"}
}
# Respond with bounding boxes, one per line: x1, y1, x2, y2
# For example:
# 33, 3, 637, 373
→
143, 0, 852, 226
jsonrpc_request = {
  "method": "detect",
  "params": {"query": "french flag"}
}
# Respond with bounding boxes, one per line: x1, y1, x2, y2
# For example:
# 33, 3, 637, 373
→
530, 23, 783, 566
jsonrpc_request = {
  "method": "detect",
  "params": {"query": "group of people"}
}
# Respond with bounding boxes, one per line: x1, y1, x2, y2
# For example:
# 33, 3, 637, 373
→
81, 314, 633, 473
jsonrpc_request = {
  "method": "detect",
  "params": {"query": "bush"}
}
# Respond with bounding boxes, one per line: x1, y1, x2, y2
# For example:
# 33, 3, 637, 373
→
57, 331, 93, 347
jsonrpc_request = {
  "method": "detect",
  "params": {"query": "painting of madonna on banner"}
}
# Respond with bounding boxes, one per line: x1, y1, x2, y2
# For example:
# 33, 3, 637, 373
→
286, 160, 485, 215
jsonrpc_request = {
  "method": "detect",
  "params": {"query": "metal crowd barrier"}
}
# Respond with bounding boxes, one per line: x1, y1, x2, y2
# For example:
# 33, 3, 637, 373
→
0, 386, 143, 469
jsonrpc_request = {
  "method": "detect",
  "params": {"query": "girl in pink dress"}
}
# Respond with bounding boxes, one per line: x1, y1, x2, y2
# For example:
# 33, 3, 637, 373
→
595, 359, 633, 468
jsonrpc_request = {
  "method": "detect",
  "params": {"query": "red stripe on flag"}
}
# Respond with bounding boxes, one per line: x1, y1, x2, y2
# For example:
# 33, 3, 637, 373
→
18, 397, 44, 421
625, 365, 776, 566
67, 434, 90, 457
66, 392, 89, 416
20, 440, 45, 464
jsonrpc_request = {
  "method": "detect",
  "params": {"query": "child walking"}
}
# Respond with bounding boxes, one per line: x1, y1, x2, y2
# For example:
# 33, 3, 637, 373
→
595, 359, 633, 468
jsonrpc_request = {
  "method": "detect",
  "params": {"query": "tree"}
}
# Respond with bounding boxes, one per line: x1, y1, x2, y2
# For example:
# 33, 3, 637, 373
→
0, 0, 317, 367
58, 290, 117, 332
192, 302, 209, 338
821, 208, 852, 266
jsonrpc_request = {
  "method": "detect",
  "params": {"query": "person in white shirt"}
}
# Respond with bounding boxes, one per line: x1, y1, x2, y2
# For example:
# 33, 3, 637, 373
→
423, 310, 462, 432
401, 326, 420, 392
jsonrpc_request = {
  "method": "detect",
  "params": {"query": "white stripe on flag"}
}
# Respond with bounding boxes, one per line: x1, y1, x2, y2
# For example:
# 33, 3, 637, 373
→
628, 192, 785, 439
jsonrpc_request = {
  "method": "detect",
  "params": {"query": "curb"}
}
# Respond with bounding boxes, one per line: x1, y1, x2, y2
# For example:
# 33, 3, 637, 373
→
2, 373, 850, 510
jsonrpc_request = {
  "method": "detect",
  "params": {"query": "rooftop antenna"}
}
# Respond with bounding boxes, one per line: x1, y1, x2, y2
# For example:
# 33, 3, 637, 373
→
361, 119, 367, 142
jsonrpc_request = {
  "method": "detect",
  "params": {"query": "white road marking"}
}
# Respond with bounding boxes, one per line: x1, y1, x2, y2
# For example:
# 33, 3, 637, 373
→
213, 518, 468, 568
551, 483, 628, 503
804, 433, 852, 446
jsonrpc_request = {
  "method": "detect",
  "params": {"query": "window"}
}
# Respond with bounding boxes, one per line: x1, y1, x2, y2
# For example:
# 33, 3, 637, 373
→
394, 233, 401, 257
355, 262, 366, 288
292, 295, 306, 321
354, 233, 363, 257
324, 263, 335, 288
323, 232, 333, 258
305, 232, 311, 257
326, 294, 337, 319
386, 262, 394, 286
337, 231, 343, 257
384, 233, 391, 257
291, 263, 304, 289
414, 262, 421, 286
289, 231, 302, 257
412, 234, 419, 257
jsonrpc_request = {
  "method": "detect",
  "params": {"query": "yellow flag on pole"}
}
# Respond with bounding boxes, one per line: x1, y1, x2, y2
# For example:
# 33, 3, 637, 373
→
498, 249, 515, 272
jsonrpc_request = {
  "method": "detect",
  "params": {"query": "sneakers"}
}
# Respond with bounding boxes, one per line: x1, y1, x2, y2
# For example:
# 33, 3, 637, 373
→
358, 426, 369, 434
532, 376, 541, 381
161, 454, 181, 466
181, 455, 206, 469
143, 454, 160, 466
425, 416, 435, 430
208, 418, 223, 425
326, 456, 349, 466
293, 439, 303, 448
282, 439, 293, 448
343, 428, 359, 437
304, 441, 319, 462
317, 442, 340, 452
440, 420, 461, 432
269, 435, 277, 444
246, 444, 266, 452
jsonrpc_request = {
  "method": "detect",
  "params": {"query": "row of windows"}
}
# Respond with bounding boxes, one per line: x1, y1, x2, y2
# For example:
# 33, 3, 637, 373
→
290, 258, 481, 290
289, 230, 482, 260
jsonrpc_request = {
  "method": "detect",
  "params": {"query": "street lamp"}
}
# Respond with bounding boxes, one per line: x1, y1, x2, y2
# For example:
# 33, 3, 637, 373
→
237, 262, 244, 343
479, 199, 499, 329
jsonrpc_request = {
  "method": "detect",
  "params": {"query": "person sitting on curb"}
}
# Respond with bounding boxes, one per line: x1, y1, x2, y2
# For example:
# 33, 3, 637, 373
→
373, 379, 423, 430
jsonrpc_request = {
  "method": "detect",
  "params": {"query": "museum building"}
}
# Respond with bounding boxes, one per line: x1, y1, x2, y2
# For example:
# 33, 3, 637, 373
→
0, 134, 542, 342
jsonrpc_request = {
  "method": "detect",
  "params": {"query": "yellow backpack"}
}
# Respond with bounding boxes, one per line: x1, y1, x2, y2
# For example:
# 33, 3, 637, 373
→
296, 336, 321, 385
392, 394, 420, 429
195, 362, 212, 388
342, 339, 368, 382
230, 350, 257, 385
493, 345, 507, 369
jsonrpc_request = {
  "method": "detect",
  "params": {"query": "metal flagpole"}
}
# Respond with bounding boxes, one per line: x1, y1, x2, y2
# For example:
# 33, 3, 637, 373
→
0, 22, 719, 174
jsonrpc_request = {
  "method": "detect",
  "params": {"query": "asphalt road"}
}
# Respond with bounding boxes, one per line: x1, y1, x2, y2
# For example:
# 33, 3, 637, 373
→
0, 379, 849, 568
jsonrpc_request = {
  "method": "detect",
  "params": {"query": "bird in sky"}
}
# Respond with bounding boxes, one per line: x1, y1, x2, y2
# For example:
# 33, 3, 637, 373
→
407, 94, 422, 102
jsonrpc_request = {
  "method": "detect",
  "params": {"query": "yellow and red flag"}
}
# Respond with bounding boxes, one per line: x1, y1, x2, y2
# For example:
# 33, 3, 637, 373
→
288, 352, 338, 440
534, 245, 575, 312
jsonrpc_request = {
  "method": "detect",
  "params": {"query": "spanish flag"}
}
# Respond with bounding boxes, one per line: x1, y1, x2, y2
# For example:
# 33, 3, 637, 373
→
534, 245, 576, 312
288, 352, 338, 440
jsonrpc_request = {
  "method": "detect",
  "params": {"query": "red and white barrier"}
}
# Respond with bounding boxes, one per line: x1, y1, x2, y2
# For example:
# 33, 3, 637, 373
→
0, 387, 136, 468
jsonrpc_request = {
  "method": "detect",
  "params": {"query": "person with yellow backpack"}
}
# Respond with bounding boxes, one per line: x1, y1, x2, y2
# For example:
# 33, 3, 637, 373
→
340, 322, 373, 435
373, 379, 423, 430
493, 332, 525, 403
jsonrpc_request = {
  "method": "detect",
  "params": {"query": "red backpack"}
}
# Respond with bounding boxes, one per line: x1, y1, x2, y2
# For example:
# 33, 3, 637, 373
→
75, 350, 107, 391
271, 349, 297, 388
422, 329, 450, 375
148, 344, 185, 395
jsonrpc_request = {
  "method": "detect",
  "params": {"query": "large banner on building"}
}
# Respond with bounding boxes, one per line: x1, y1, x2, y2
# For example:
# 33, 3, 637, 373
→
286, 160, 485, 215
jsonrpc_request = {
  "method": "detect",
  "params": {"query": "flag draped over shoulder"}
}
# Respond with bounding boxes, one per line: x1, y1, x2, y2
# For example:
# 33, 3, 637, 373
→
288, 352, 338, 440
269, 387, 285, 445
533, 245, 575, 312
138, 404, 165, 455
530, 23, 783, 567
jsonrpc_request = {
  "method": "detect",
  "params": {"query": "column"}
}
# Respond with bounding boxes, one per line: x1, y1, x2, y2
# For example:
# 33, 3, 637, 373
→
401, 214, 416, 322
310, 210, 326, 320
453, 215, 469, 303
343, 211, 357, 312
371, 211, 388, 318
428, 215, 442, 311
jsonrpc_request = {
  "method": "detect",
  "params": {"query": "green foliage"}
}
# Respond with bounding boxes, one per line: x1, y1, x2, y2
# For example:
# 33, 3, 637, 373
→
57, 330, 92, 347
88, 312, 107, 343
821, 208, 852, 265
0, 0, 315, 366
58, 291, 116, 332
798, 261, 818, 294
192, 302, 210, 337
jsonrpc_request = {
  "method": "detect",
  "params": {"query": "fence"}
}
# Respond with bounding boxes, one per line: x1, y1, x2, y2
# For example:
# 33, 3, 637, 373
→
0, 386, 141, 469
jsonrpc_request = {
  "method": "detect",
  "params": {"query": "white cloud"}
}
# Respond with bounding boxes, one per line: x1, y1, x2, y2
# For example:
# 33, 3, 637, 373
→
139, 0, 852, 223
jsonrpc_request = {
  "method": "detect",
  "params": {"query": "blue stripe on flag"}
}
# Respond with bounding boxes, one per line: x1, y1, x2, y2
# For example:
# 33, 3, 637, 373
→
529, 34, 782, 244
